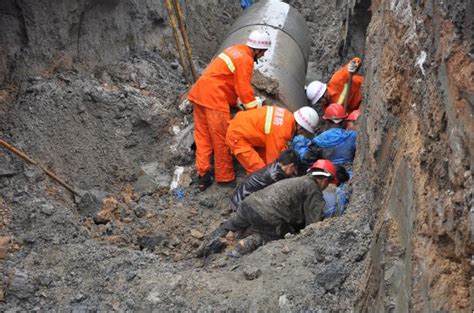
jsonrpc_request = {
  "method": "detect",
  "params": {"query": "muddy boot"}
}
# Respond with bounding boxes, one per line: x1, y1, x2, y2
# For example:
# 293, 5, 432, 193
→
195, 237, 225, 258
194, 226, 228, 257
198, 172, 213, 192
226, 233, 264, 258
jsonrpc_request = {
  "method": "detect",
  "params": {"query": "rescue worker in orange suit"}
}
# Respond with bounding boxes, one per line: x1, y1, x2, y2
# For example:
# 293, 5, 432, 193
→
226, 105, 319, 174
187, 30, 272, 191
306, 57, 364, 113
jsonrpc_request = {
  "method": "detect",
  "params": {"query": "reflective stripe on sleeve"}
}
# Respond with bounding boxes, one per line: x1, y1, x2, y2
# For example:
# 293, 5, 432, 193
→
243, 100, 258, 109
218, 53, 235, 73
264, 106, 274, 135
337, 83, 349, 105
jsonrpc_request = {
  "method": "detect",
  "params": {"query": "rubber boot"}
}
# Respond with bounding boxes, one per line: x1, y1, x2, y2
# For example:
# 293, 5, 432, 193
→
198, 172, 213, 191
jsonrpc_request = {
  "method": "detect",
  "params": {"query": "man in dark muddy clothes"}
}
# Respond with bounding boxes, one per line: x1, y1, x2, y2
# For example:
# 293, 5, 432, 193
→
196, 159, 338, 258
229, 149, 299, 212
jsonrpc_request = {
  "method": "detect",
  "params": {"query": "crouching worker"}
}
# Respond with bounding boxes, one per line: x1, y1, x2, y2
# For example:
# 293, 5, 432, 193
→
195, 159, 338, 258
226, 105, 319, 174
322, 109, 361, 217
314, 103, 356, 166
229, 149, 299, 212
306, 57, 364, 113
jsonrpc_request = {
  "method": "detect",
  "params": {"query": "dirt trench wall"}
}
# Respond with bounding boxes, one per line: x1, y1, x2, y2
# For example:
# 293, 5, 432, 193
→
0, 0, 241, 190
0, 0, 241, 86
353, 0, 473, 311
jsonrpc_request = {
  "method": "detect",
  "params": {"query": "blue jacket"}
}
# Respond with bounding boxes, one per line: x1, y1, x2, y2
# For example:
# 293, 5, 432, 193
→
313, 128, 357, 165
291, 135, 312, 160
323, 169, 352, 218
240, 0, 253, 9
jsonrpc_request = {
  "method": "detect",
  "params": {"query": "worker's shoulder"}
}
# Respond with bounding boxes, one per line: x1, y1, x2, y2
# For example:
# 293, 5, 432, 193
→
225, 44, 252, 61
353, 74, 364, 84
280, 175, 312, 187
315, 127, 343, 139
299, 175, 316, 185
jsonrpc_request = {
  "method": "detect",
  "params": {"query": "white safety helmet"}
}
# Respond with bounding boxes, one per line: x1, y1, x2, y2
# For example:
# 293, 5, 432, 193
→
293, 106, 319, 134
305, 81, 327, 105
246, 30, 272, 50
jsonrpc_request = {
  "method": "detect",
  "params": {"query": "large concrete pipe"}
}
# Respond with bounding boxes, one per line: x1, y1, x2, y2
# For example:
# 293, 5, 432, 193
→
217, 0, 310, 111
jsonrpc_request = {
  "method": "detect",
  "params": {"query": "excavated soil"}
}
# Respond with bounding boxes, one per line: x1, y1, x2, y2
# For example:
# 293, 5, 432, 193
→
0, 0, 472, 311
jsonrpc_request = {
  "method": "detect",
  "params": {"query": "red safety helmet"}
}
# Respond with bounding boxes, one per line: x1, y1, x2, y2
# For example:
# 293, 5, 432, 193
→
309, 159, 338, 185
323, 103, 348, 122
346, 109, 361, 122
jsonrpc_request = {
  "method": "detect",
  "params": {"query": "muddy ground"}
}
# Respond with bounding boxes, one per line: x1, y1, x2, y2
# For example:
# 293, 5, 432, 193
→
0, 0, 472, 311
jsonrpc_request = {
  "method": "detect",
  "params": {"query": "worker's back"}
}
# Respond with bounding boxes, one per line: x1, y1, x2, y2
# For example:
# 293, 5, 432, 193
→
227, 105, 295, 156
327, 65, 364, 113
313, 128, 357, 166
230, 160, 288, 210
244, 175, 324, 228
227, 106, 268, 147
188, 43, 254, 112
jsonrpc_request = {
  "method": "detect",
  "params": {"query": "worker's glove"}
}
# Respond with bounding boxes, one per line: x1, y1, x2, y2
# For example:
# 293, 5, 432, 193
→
255, 96, 266, 108
300, 144, 323, 173
347, 57, 362, 73
303, 144, 322, 165
237, 96, 265, 110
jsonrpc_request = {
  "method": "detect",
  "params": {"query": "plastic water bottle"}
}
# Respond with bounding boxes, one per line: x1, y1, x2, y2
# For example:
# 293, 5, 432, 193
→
175, 188, 183, 201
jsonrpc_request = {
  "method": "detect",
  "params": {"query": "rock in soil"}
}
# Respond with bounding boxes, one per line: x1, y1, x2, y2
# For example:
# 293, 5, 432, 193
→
137, 234, 168, 251
9, 270, 36, 300
77, 190, 109, 217
281, 244, 290, 254
190, 229, 204, 239
93, 196, 119, 224
243, 266, 262, 280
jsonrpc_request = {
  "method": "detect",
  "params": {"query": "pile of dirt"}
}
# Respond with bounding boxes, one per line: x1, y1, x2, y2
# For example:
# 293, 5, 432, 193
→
1, 56, 183, 190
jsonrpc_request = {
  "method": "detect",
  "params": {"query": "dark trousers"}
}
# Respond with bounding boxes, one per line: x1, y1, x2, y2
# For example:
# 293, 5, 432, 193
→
217, 202, 279, 241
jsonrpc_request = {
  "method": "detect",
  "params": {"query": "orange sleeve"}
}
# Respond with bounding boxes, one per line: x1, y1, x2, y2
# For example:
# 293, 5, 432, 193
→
328, 62, 365, 107
332, 66, 350, 103
347, 75, 364, 112
234, 58, 257, 110
335, 64, 350, 82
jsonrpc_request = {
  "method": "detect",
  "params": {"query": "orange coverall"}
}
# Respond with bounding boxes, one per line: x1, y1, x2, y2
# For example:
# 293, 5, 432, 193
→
327, 61, 364, 113
226, 106, 296, 174
188, 44, 259, 182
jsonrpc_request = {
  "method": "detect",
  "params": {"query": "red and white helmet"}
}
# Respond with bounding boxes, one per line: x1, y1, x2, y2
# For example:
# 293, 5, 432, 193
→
306, 81, 327, 105
309, 159, 338, 184
246, 30, 271, 50
293, 106, 319, 134
323, 103, 348, 123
